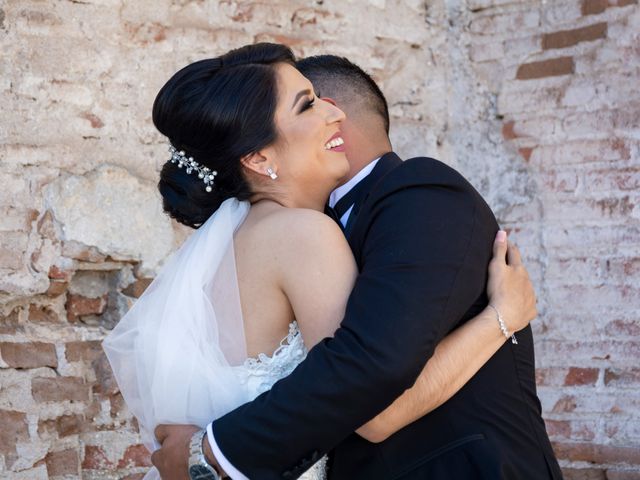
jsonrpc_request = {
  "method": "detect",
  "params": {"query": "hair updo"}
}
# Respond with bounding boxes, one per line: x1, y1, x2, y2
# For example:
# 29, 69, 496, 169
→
152, 43, 296, 228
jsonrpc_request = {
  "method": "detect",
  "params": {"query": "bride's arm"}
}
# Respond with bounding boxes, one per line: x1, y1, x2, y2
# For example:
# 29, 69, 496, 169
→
356, 233, 536, 443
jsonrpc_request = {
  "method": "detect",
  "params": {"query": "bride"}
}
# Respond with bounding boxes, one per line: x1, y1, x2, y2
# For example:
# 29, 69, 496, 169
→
103, 43, 536, 480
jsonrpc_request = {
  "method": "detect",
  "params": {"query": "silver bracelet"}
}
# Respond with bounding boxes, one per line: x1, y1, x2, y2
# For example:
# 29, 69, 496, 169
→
488, 304, 518, 344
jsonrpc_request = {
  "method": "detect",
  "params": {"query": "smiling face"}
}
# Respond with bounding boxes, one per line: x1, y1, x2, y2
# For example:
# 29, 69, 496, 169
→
255, 63, 350, 208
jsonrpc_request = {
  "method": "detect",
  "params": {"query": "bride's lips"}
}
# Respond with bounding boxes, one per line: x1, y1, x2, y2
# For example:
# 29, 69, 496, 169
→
324, 132, 346, 153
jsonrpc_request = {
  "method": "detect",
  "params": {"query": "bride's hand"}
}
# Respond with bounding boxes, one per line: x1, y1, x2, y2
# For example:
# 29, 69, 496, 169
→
486, 230, 537, 334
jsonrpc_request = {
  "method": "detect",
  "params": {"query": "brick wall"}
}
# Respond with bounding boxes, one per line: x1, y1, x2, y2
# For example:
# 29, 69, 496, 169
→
458, 0, 640, 478
0, 1, 638, 479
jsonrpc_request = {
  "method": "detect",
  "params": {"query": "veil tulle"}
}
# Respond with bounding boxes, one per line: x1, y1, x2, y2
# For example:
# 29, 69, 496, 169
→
103, 198, 251, 478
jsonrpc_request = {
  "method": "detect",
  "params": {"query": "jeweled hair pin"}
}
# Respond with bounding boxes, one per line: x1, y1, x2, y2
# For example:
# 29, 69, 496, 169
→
168, 145, 218, 192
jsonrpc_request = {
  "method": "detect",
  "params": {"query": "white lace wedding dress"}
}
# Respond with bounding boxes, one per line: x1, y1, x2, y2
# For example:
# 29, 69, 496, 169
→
103, 199, 327, 479
234, 321, 327, 479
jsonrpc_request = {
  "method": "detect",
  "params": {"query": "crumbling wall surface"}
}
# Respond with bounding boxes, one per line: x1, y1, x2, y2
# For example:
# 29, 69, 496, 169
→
0, 0, 638, 479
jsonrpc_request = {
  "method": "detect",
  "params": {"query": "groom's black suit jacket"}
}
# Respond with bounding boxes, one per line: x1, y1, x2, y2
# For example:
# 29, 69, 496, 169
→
213, 153, 562, 479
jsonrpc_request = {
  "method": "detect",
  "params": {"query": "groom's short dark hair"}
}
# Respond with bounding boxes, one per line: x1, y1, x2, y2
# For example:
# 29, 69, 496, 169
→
296, 55, 390, 134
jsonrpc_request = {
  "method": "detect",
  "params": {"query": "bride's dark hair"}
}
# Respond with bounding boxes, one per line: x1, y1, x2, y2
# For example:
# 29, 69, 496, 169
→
152, 43, 296, 228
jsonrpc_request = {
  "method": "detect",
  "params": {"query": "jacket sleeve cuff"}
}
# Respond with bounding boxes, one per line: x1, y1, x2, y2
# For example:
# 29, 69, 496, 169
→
207, 423, 249, 480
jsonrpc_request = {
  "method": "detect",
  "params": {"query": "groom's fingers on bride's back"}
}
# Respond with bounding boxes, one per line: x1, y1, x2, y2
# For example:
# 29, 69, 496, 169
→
507, 242, 523, 266
491, 230, 508, 264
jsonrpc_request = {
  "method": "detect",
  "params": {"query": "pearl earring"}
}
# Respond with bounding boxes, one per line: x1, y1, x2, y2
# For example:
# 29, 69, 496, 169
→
267, 167, 278, 180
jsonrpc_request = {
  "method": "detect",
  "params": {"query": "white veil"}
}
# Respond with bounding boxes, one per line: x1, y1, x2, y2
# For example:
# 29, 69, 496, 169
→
103, 198, 251, 478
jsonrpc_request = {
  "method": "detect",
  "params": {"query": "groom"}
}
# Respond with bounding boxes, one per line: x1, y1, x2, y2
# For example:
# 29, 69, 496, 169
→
153, 55, 562, 479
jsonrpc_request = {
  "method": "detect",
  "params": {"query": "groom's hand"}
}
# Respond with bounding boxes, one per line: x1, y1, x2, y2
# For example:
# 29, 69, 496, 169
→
152, 424, 199, 480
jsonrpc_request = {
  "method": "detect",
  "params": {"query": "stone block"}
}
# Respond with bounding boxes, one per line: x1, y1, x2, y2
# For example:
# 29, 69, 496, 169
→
0, 231, 28, 270
0, 409, 28, 455
81, 445, 114, 470
65, 294, 107, 323
31, 376, 90, 403
65, 341, 103, 363
542, 22, 607, 50
45, 448, 79, 477
564, 367, 600, 386
604, 368, 640, 387
0, 342, 58, 369
582, 0, 608, 15
38, 413, 84, 438
45, 165, 174, 272
116, 444, 152, 468
516, 56, 575, 79
470, 10, 540, 35
122, 277, 153, 298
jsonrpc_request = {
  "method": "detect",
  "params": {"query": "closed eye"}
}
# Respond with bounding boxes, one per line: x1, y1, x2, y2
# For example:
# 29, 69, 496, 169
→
299, 96, 315, 113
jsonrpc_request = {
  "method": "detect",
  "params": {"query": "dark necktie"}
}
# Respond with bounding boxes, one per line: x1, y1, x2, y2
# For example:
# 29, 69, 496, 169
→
332, 179, 370, 233
324, 204, 343, 229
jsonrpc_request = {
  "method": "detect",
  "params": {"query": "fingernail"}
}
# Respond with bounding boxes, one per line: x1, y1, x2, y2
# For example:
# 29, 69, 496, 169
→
496, 230, 507, 243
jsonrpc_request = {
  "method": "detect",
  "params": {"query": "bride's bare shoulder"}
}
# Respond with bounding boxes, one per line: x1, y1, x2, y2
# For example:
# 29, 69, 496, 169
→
260, 207, 346, 249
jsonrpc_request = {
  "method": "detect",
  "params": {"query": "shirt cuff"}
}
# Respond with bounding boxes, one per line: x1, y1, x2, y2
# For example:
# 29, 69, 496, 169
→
206, 423, 249, 480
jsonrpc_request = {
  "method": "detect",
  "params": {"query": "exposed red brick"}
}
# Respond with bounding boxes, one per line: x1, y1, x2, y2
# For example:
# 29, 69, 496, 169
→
562, 468, 606, 480
615, 170, 640, 190
38, 414, 84, 438
80, 112, 104, 129
573, 423, 596, 441
614, 0, 638, 5
565, 367, 599, 386
553, 395, 578, 413
546, 419, 571, 438
291, 8, 331, 28
621, 257, 640, 276
28, 304, 60, 323
502, 120, 517, 140
542, 23, 607, 50
46, 280, 68, 297
516, 56, 574, 80
0, 342, 58, 369
582, 0, 608, 15
0, 307, 22, 334
593, 196, 634, 217
82, 445, 114, 470
604, 368, 640, 387
606, 469, 640, 480
83, 399, 102, 425
610, 138, 631, 160
122, 277, 153, 298
65, 294, 107, 322
48, 264, 73, 281
32, 376, 90, 403
519, 147, 533, 162
230, 3, 254, 21
117, 444, 152, 468
92, 353, 119, 396
65, 340, 103, 363
553, 442, 640, 464
109, 392, 127, 418
0, 410, 28, 455
45, 448, 79, 476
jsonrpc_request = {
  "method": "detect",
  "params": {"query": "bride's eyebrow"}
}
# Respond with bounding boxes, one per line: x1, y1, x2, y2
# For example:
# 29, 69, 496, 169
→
291, 89, 312, 110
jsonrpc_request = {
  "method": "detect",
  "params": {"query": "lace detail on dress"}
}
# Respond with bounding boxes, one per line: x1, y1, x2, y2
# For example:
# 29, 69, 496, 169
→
232, 321, 327, 480
236, 321, 308, 396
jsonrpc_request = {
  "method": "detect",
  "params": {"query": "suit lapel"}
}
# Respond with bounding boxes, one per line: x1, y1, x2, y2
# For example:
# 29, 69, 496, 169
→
343, 152, 402, 238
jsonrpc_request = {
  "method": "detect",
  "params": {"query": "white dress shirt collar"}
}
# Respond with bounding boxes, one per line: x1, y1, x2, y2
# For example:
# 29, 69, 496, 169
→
329, 157, 380, 208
